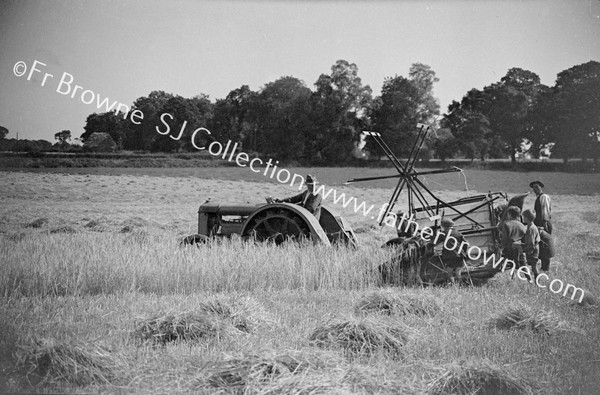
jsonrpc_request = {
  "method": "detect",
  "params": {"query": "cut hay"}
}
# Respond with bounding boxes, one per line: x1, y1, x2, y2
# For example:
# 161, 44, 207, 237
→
487, 306, 580, 335
5, 231, 27, 242
308, 318, 408, 357
427, 359, 534, 395
197, 350, 336, 393
199, 294, 278, 333
16, 337, 120, 386
26, 218, 48, 228
49, 225, 77, 234
84, 219, 109, 232
132, 311, 229, 345
354, 290, 441, 317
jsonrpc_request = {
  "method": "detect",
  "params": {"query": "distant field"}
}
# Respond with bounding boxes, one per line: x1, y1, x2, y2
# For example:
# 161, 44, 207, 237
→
5, 165, 600, 195
1, 170, 600, 393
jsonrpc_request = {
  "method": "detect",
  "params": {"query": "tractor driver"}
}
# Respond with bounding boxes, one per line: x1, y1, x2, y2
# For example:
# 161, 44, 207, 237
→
273, 174, 323, 220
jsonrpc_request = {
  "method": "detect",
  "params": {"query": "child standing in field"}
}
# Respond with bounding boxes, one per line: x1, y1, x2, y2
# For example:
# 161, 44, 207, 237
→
521, 209, 540, 280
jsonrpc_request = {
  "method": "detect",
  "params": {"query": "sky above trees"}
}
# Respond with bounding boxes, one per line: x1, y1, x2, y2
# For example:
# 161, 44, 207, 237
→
1, 0, 599, 141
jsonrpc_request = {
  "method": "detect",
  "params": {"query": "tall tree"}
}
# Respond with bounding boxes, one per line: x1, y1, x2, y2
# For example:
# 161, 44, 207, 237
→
525, 85, 555, 158
442, 94, 494, 161
128, 90, 175, 150
550, 61, 600, 162
210, 85, 258, 151
252, 76, 312, 161
486, 68, 543, 162
311, 60, 372, 163
408, 63, 440, 124
365, 75, 420, 158
152, 94, 213, 152
0, 125, 8, 140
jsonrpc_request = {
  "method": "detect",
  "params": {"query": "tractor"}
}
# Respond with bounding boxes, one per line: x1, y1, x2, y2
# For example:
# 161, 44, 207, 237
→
182, 200, 358, 248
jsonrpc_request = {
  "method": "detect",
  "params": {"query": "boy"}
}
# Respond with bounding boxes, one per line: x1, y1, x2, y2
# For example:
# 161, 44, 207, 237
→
521, 209, 540, 280
499, 206, 526, 263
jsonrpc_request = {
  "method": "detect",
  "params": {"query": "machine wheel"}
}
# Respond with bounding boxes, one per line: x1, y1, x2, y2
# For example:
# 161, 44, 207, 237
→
242, 207, 311, 244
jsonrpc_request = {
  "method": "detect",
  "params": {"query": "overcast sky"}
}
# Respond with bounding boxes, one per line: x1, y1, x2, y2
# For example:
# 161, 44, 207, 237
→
1, 0, 599, 141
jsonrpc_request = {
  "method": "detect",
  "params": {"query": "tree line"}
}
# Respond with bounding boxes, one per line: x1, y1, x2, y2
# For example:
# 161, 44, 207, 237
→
2, 60, 598, 164
440, 61, 600, 163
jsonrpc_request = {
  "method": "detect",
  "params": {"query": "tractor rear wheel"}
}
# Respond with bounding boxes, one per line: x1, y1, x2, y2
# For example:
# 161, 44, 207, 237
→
242, 207, 311, 245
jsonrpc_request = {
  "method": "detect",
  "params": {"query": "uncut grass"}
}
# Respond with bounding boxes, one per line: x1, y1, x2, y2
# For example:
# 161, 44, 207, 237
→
0, 233, 392, 297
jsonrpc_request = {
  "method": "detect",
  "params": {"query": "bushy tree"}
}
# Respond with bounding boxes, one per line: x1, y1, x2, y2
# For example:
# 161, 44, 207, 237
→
151, 94, 213, 152
442, 90, 495, 161
127, 90, 175, 150
443, 68, 544, 162
54, 130, 71, 145
210, 85, 258, 150
430, 127, 457, 161
251, 76, 312, 161
82, 112, 128, 150
310, 60, 372, 163
549, 61, 600, 162
365, 75, 420, 158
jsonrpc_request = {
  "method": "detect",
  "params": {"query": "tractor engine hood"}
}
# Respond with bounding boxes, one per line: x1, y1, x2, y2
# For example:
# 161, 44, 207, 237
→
198, 202, 262, 216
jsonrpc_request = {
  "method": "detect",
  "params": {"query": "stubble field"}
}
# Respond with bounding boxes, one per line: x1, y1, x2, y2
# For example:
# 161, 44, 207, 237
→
1, 167, 600, 394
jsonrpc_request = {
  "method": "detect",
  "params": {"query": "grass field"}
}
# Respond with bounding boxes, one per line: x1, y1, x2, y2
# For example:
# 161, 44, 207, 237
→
1, 168, 600, 394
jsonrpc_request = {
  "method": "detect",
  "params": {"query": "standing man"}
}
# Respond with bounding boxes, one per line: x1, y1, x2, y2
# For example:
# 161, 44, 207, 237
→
530, 181, 552, 232
275, 174, 322, 220
530, 180, 552, 271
